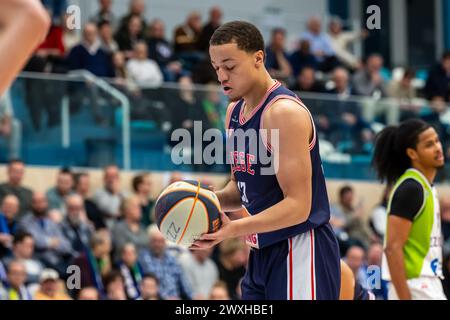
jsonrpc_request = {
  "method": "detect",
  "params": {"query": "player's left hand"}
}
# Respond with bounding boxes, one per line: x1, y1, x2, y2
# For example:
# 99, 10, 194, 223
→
190, 211, 235, 250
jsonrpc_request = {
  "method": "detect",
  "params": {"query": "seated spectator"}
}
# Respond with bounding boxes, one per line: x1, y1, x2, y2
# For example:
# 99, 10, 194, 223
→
1, 260, 32, 300
92, 165, 125, 229
131, 173, 155, 227
300, 16, 338, 72
289, 66, 324, 92
216, 238, 247, 300
46, 168, 75, 216
139, 273, 163, 300
197, 6, 223, 53
424, 51, 450, 102
352, 53, 387, 97
366, 242, 388, 300
289, 39, 318, 78
388, 69, 420, 120
369, 186, 391, 241
111, 51, 131, 87
0, 91, 22, 160
174, 12, 203, 70
328, 16, 367, 70
62, 13, 81, 52
61, 194, 94, 256
126, 41, 163, 88
345, 245, 368, 290
3, 232, 44, 286
265, 28, 293, 84
138, 226, 193, 300
77, 286, 100, 300
112, 196, 148, 260
208, 281, 231, 300
18, 192, 73, 275
74, 172, 106, 230
67, 23, 115, 78
0, 195, 19, 258
147, 19, 184, 82
117, 243, 143, 300
117, 0, 147, 36
115, 15, 145, 58
441, 196, 450, 242
72, 230, 112, 297
90, 0, 117, 31
0, 159, 32, 217
330, 185, 373, 253
33, 268, 71, 300
179, 247, 219, 299
200, 83, 223, 130
98, 19, 119, 55
103, 270, 127, 300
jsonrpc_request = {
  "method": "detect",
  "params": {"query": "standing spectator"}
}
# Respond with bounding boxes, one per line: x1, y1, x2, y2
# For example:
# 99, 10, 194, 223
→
178, 247, 219, 299
72, 231, 112, 297
117, 243, 143, 300
328, 16, 367, 70
18, 192, 73, 275
197, 6, 223, 52
33, 268, 71, 300
352, 53, 387, 97
112, 196, 148, 260
0, 195, 20, 258
60, 194, 94, 256
98, 19, 119, 55
46, 168, 74, 216
117, 0, 147, 36
90, 0, 117, 31
77, 287, 100, 300
92, 165, 125, 229
131, 173, 155, 227
147, 19, 184, 82
0, 159, 32, 217
115, 15, 145, 57
138, 226, 193, 300
424, 51, 450, 102
289, 66, 324, 92
345, 245, 368, 289
0, 91, 21, 160
289, 39, 318, 78
139, 273, 163, 300
126, 41, 163, 88
67, 23, 115, 78
1, 260, 32, 300
3, 232, 44, 286
300, 16, 338, 72
216, 238, 247, 300
103, 270, 127, 300
74, 172, 106, 230
209, 281, 231, 300
265, 28, 292, 84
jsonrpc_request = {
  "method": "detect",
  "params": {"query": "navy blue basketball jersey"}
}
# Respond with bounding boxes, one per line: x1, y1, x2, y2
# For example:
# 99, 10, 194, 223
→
225, 80, 331, 249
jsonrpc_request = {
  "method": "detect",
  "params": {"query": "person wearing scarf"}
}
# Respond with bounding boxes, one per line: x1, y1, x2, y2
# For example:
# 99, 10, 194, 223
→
117, 243, 143, 300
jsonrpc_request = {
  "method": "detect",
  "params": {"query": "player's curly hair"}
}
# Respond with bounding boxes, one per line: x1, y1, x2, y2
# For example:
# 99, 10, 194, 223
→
210, 20, 265, 53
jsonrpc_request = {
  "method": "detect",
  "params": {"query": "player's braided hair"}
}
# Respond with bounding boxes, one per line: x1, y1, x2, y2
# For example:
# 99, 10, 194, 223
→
210, 20, 265, 53
372, 119, 431, 184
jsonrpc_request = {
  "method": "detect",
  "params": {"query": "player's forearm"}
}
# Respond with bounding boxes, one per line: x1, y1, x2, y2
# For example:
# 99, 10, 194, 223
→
215, 180, 242, 212
231, 195, 311, 237
0, 0, 50, 94
385, 245, 411, 300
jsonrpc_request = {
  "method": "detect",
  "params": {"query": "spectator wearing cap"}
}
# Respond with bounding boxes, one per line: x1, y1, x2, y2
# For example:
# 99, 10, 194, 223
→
139, 273, 163, 300
138, 226, 193, 300
61, 194, 94, 256
112, 196, 148, 260
116, 243, 143, 300
18, 192, 73, 275
2, 232, 44, 286
33, 268, 71, 300
0, 159, 32, 217
0, 195, 20, 258
1, 260, 32, 300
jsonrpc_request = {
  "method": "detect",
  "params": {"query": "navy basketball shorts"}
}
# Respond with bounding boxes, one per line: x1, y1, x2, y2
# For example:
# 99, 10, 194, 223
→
241, 223, 341, 300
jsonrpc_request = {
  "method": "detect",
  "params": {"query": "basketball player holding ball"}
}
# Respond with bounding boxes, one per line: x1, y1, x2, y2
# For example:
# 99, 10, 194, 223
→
0, 0, 50, 95
191, 21, 341, 300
